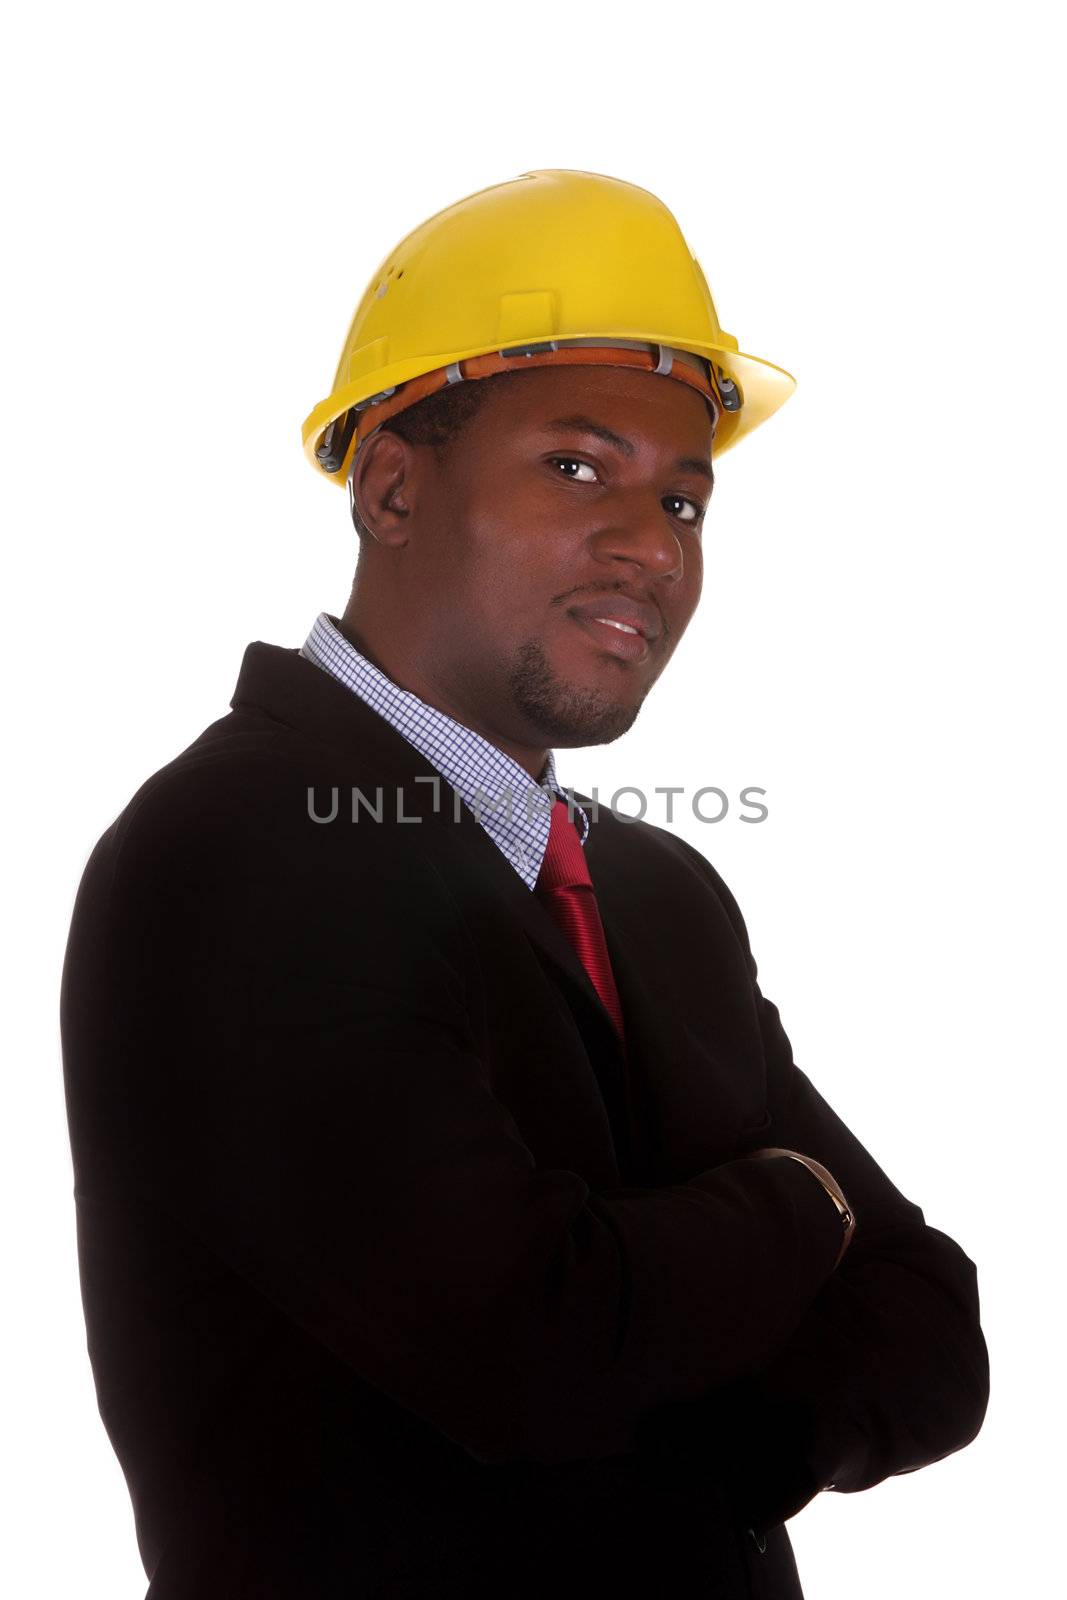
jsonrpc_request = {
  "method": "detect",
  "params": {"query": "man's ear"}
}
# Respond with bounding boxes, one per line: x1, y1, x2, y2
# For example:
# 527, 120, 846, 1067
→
349, 430, 417, 547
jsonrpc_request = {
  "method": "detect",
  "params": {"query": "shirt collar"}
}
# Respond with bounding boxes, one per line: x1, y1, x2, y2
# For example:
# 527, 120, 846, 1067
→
300, 613, 589, 888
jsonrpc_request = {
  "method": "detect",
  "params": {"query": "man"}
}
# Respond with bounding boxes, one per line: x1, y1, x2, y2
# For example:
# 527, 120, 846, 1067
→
60, 169, 989, 1598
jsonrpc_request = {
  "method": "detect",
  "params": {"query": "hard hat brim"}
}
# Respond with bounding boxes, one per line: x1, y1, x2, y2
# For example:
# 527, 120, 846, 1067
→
302, 337, 796, 484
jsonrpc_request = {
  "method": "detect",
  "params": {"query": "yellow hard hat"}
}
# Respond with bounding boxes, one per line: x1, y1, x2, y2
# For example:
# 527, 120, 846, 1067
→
301, 168, 796, 486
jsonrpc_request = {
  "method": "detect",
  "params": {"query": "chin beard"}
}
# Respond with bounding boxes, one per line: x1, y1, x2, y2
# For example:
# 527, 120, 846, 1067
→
505, 636, 643, 748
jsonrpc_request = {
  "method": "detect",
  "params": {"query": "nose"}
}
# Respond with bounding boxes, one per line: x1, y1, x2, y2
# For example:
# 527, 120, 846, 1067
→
590, 503, 688, 584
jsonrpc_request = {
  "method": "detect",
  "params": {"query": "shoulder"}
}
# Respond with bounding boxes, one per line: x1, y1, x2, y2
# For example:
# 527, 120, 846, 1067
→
74, 707, 447, 926
581, 798, 756, 961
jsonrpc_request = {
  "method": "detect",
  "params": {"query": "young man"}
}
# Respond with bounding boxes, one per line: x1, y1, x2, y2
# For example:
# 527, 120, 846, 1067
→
60, 169, 989, 1598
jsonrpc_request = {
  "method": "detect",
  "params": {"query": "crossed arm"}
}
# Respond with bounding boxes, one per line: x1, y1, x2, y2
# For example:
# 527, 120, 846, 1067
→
636, 841, 991, 1534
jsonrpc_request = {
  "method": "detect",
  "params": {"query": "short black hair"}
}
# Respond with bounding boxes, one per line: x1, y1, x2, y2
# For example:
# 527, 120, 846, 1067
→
349, 370, 528, 541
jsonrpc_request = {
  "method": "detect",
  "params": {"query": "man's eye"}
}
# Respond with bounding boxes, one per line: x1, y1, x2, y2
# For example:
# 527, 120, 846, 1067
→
549, 456, 598, 482
665, 495, 703, 524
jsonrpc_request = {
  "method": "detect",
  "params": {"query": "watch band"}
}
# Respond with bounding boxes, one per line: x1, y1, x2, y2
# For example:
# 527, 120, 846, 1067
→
749, 1146, 856, 1265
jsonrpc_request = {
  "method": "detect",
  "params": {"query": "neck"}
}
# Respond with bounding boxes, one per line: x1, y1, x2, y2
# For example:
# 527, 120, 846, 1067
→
334, 612, 551, 783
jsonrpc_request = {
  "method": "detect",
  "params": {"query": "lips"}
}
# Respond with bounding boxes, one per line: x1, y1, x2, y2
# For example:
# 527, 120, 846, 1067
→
566, 597, 662, 641
568, 613, 651, 662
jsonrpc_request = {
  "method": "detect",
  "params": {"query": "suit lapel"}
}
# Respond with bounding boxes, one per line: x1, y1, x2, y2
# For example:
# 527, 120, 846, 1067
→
415, 795, 643, 1181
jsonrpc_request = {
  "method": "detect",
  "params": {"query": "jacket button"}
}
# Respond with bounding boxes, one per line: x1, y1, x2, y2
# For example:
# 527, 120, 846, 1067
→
747, 1527, 767, 1554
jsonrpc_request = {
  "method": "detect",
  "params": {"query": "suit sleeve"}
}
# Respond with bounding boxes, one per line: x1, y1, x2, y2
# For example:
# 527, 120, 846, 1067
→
63, 757, 852, 1469
635, 839, 991, 1534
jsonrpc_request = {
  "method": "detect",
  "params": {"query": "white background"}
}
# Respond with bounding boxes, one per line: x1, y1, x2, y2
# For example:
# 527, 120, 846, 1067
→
3, 2, 1062, 1594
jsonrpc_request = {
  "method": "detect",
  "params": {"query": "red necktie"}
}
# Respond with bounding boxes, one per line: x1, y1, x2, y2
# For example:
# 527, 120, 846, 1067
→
535, 799, 627, 1047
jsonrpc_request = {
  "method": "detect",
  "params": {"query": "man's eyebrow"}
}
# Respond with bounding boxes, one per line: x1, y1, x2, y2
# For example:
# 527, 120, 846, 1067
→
538, 415, 715, 485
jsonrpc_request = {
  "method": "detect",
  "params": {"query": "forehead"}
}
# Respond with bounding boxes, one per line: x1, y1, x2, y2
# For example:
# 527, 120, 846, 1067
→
472, 363, 717, 449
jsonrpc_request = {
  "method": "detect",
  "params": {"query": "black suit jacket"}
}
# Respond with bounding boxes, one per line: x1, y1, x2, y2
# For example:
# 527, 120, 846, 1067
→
59, 641, 990, 1599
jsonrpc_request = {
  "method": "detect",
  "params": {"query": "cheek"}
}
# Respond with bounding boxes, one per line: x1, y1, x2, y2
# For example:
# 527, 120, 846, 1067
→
680, 536, 704, 594
460, 506, 564, 610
